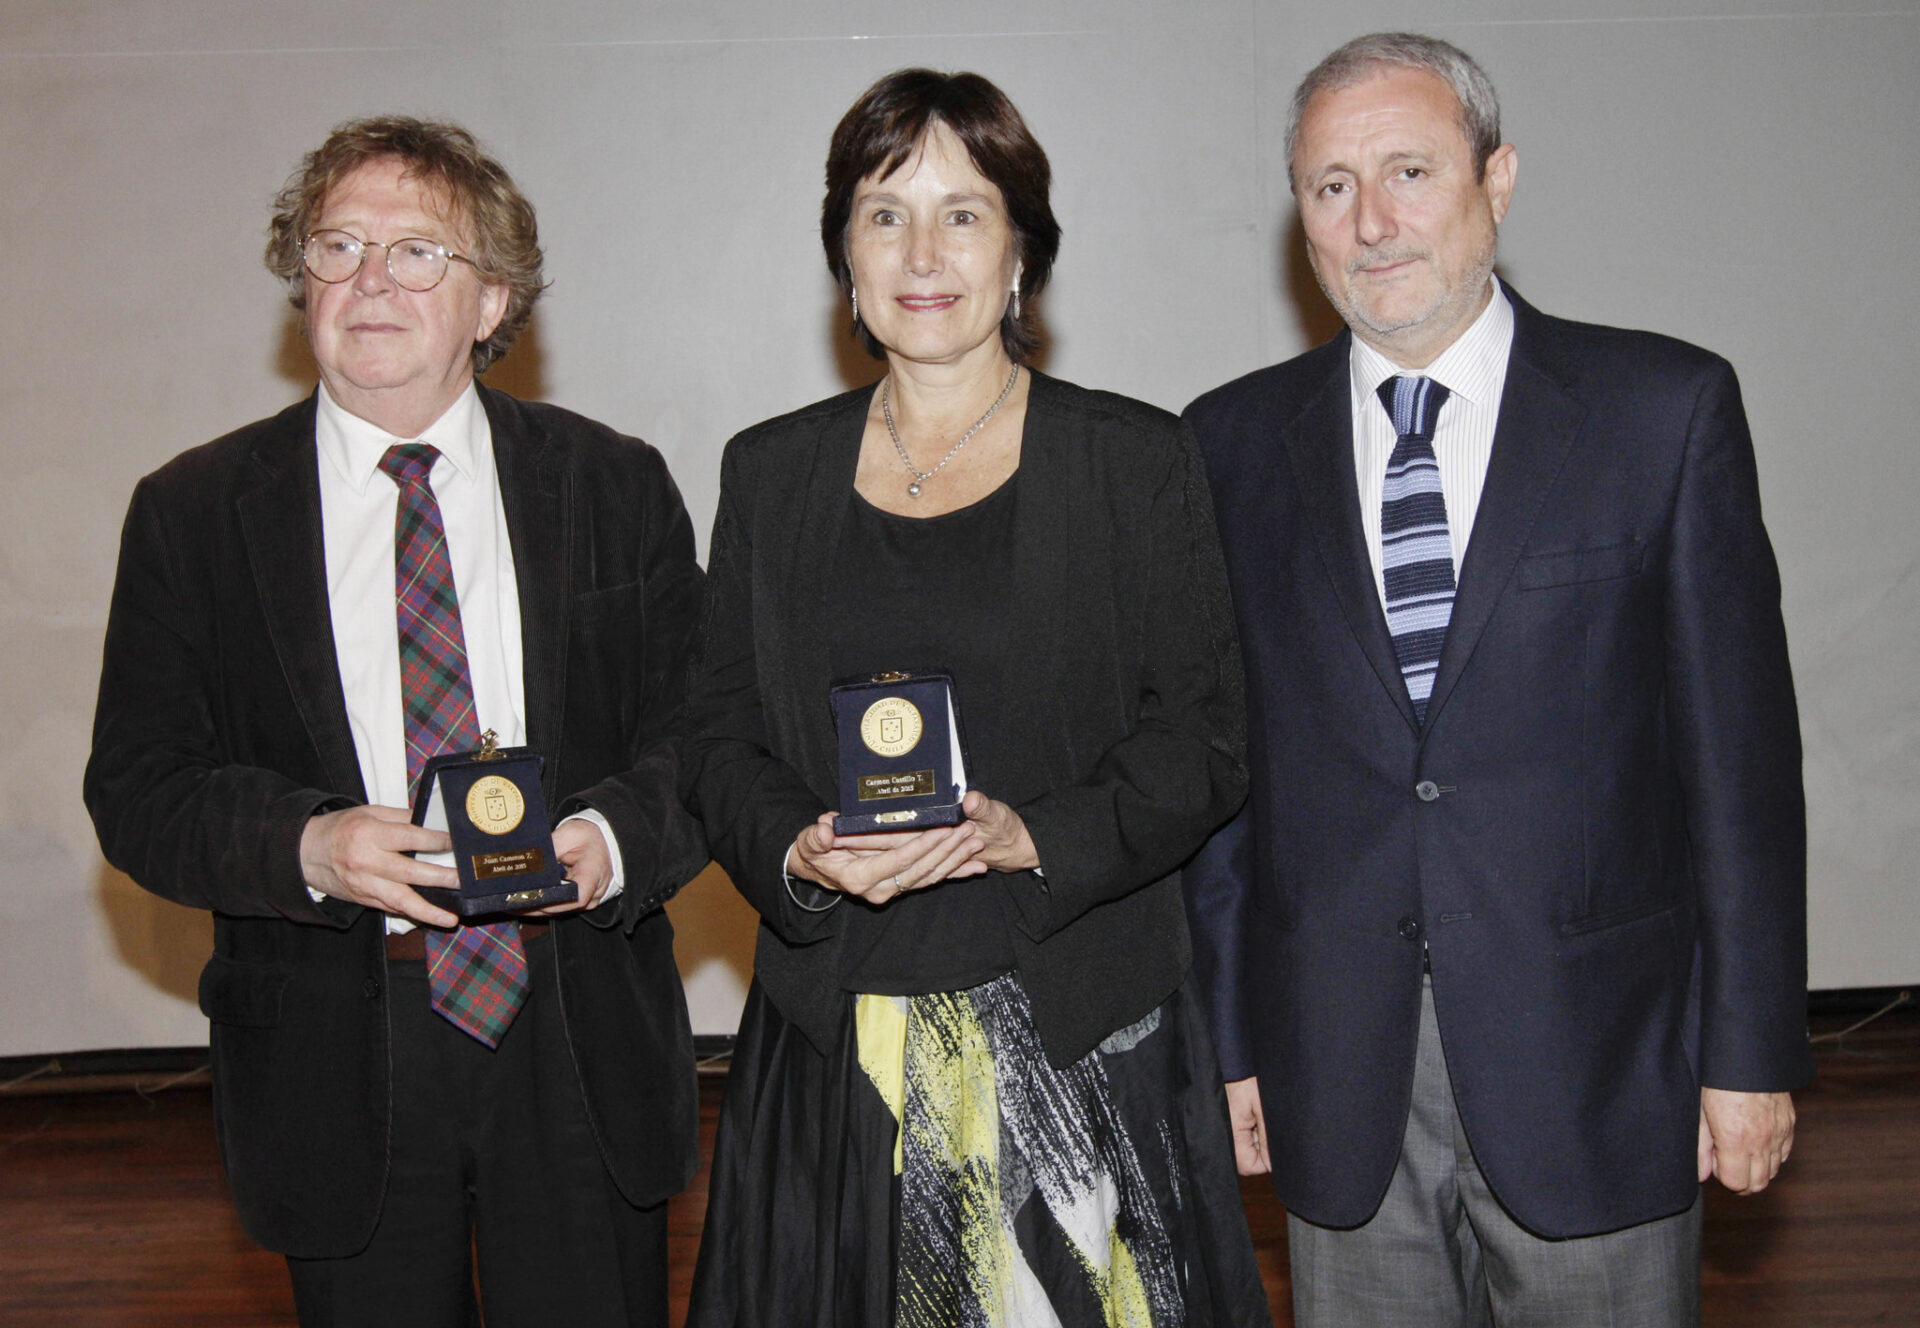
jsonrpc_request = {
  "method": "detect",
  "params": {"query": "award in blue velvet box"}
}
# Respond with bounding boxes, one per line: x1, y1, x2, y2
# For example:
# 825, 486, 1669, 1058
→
408, 731, 579, 916
830, 671, 971, 835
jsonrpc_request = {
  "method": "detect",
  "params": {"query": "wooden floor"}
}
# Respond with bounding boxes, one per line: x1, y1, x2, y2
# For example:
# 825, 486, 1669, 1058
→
3, 1011, 1915, 1327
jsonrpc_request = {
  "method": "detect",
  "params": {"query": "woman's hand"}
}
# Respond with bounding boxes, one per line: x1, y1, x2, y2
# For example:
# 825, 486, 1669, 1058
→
960, 791, 1041, 872
790, 813, 986, 906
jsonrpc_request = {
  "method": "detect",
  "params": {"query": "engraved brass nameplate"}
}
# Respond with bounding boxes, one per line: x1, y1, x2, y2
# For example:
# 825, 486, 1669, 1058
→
857, 769, 936, 802
472, 847, 547, 881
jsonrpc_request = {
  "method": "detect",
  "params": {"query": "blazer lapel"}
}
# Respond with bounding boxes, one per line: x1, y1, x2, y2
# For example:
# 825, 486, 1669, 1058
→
1424, 309, 1585, 728
236, 397, 366, 801
776, 389, 865, 793
1282, 349, 1420, 730
996, 373, 1073, 782
484, 389, 569, 801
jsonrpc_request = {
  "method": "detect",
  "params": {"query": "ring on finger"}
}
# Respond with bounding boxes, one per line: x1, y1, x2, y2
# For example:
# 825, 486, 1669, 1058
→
892, 873, 903, 892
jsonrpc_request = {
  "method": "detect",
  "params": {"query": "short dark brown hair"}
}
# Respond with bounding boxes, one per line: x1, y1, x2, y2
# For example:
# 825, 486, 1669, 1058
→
821, 69, 1061, 362
264, 115, 545, 373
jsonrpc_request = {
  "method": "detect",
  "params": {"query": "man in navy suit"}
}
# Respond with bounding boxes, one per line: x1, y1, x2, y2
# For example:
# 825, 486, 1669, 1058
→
1184, 33, 1811, 1326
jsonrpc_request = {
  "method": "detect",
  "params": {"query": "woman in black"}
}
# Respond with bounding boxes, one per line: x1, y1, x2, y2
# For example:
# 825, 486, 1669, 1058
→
683, 68, 1270, 1327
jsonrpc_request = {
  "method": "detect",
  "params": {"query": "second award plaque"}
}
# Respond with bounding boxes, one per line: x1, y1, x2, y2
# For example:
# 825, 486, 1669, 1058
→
829, 671, 970, 835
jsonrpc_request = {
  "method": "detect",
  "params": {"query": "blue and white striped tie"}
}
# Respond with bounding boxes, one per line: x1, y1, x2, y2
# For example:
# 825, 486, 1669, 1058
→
1378, 375, 1455, 725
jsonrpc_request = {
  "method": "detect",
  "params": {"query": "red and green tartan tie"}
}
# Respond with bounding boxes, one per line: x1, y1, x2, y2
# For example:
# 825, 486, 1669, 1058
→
379, 443, 529, 1049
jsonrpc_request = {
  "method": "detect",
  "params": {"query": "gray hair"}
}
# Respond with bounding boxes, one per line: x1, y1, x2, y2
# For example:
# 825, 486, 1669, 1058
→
1285, 32, 1502, 190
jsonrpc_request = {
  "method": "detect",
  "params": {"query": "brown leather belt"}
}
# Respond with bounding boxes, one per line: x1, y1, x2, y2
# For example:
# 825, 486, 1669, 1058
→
386, 920, 550, 961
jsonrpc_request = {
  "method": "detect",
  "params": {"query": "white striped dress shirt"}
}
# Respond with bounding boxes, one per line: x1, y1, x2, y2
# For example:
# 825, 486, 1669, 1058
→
1350, 278, 1516, 611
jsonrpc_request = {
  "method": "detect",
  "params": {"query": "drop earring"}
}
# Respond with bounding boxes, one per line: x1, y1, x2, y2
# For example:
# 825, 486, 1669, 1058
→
850, 287, 860, 327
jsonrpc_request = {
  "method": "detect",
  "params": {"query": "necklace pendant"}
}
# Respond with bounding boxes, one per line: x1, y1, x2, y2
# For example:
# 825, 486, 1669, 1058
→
883, 363, 1019, 502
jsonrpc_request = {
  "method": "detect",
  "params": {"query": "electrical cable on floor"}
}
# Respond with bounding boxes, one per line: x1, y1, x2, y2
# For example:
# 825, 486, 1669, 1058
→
1810, 989, 1911, 1045
132, 1065, 213, 1105
0, 1059, 60, 1093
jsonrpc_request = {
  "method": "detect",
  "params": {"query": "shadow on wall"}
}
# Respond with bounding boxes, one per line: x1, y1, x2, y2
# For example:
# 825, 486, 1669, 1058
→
276, 311, 315, 392
1280, 208, 1347, 351
98, 861, 210, 1007
271, 310, 551, 404
479, 317, 548, 403
663, 861, 759, 1003
827, 290, 886, 395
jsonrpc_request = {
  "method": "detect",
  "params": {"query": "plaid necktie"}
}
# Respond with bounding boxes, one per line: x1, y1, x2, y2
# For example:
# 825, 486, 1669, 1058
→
379, 443, 529, 1048
1377, 376, 1455, 725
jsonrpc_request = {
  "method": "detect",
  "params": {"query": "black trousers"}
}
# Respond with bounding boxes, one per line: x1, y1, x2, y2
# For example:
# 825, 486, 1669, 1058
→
287, 931, 668, 1328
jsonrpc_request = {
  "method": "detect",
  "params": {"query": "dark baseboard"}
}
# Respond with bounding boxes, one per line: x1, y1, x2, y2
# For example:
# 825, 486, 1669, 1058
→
7, 990, 1910, 1093
2, 1037, 740, 1093
2, 1045, 209, 1084
693, 1033, 735, 1060
1807, 985, 1914, 1019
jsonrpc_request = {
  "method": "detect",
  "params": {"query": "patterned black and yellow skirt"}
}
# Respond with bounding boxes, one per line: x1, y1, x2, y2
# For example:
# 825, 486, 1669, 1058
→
688, 972, 1273, 1327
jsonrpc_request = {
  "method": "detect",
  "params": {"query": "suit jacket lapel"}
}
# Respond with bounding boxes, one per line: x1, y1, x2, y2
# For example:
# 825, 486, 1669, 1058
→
236, 397, 366, 801
1424, 304, 1585, 727
484, 388, 569, 801
1282, 344, 1420, 730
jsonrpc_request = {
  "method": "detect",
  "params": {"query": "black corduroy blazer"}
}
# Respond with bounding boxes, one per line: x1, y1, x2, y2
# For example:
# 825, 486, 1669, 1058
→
85, 386, 709, 1257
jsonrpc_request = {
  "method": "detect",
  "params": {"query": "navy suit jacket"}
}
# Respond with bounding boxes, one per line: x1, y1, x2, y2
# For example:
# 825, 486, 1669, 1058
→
1183, 290, 1813, 1239
85, 386, 709, 1257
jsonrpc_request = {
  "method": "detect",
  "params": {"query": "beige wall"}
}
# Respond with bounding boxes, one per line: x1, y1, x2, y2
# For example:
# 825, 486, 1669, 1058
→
4, 0, 1915, 1054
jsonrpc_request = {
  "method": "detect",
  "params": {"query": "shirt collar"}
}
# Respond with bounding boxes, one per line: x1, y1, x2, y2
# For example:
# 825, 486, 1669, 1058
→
1349, 275, 1515, 410
315, 382, 486, 493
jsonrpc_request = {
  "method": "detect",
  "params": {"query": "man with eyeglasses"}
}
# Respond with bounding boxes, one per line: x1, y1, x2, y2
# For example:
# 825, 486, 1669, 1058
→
85, 116, 706, 1328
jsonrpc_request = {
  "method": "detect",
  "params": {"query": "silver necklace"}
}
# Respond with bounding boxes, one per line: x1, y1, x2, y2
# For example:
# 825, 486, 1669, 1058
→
884, 363, 1021, 498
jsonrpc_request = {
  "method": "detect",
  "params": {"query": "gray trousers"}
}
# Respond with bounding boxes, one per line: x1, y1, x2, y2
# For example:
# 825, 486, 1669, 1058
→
1289, 978, 1701, 1328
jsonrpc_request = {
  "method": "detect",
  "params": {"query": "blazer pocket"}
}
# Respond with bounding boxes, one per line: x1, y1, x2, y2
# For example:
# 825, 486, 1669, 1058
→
572, 580, 644, 628
197, 954, 291, 1028
1559, 895, 1680, 937
1516, 540, 1646, 590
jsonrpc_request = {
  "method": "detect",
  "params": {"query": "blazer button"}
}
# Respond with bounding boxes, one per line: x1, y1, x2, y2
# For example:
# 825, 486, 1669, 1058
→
1415, 780, 1440, 802
1398, 916, 1423, 941
363, 977, 381, 999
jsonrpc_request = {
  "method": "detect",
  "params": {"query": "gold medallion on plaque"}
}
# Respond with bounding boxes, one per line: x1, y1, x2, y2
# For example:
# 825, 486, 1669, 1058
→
465, 774, 526, 836
859, 696, 923, 758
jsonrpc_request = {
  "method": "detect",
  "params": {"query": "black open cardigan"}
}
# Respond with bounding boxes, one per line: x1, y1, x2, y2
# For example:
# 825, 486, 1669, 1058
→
681, 370, 1247, 1067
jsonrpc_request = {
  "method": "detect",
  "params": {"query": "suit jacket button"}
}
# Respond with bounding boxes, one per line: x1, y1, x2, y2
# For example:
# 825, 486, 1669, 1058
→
1398, 916, 1423, 941
363, 977, 380, 999
1415, 780, 1440, 802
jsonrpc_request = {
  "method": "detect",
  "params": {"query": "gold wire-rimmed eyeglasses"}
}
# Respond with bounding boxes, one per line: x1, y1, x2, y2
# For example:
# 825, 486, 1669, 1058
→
301, 229, 478, 292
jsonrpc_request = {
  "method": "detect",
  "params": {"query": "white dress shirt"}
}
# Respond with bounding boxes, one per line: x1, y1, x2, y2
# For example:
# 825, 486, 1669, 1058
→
313, 382, 621, 926
1349, 277, 1517, 611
